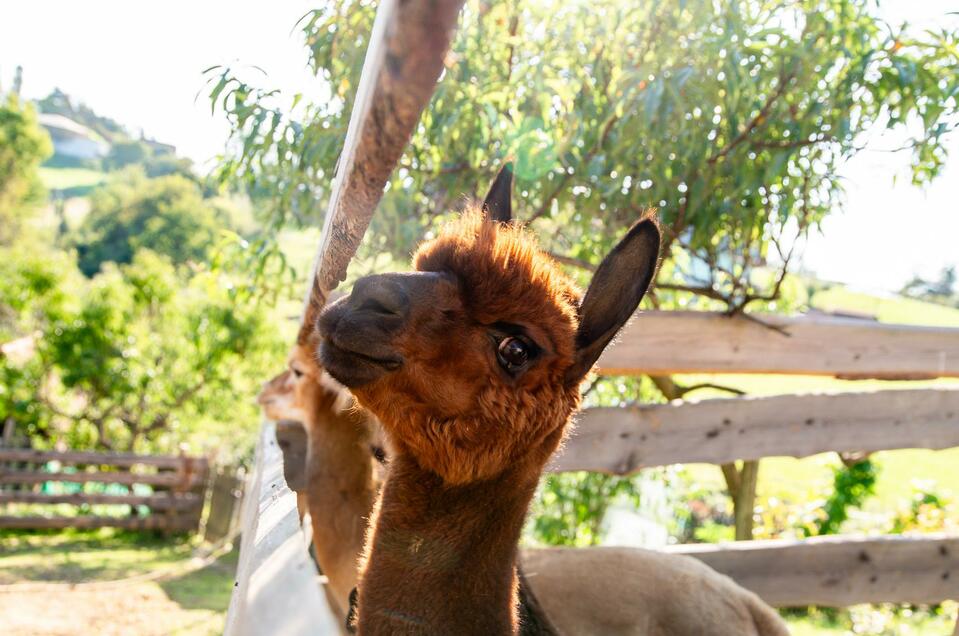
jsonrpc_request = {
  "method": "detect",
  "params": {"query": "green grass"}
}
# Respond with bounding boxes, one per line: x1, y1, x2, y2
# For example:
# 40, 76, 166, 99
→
38, 166, 106, 195
0, 528, 237, 585
815, 286, 959, 328
0, 529, 191, 584
783, 604, 958, 635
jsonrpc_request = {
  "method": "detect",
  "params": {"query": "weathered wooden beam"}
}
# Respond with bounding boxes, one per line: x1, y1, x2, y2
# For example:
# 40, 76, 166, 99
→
224, 422, 339, 635
0, 470, 205, 489
0, 514, 193, 531
0, 448, 198, 469
597, 310, 959, 379
298, 0, 466, 343
669, 534, 959, 607
549, 388, 959, 474
0, 492, 201, 509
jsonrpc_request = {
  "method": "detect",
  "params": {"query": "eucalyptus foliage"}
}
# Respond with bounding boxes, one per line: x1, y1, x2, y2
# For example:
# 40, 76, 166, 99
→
212, 0, 958, 309
210, 0, 959, 545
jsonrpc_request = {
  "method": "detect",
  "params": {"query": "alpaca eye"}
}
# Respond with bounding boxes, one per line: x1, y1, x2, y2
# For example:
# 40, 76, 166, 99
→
497, 337, 530, 372
291, 367, 304, 379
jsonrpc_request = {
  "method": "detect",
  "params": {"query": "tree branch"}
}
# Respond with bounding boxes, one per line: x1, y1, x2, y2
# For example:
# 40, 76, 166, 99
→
707, 71, 795, 165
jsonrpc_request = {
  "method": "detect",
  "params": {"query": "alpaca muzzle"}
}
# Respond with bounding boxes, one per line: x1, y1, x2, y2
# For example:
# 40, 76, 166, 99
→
317, 274, 413, 387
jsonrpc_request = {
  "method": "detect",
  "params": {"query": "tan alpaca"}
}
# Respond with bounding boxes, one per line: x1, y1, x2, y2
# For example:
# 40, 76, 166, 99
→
258, 347, 788, 636
316, 166, 789, 635
257, 341, 379, 622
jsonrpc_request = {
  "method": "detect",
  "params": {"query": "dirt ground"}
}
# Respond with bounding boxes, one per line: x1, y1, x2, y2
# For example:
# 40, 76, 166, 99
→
0, 530, 236, 636
0, 582, 224, 636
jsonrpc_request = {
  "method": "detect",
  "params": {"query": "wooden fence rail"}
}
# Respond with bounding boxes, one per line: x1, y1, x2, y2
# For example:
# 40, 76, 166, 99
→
0, 448, 209, 532
0, 470, 206, 489
0, 448, 190, 468
671, 534, 959, 607
224, 423, 338, 635
551, 388, 959, 474
0, 492, 200, 509
598, 310, 959, 379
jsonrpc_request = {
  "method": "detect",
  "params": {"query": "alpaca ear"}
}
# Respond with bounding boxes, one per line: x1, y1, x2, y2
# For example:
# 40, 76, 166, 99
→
482, 162, 513, 224
565, 217, 661, 386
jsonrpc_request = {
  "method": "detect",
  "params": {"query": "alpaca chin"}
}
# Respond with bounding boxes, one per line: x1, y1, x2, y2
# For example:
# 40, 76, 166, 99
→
318, 337, 398, 388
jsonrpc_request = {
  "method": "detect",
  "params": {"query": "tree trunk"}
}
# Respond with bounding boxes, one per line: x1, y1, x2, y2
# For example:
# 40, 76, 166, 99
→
651, 375, 759, 540
732, 460, 759, 540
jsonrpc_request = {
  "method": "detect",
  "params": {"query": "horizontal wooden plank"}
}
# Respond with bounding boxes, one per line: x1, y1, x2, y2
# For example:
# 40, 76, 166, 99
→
669, 534, 959, 607
0, 492, 202, 510
0, 448, 205, 470
225, 421, 339, 635
597, 310, 959, 378
0, 514, 193, 531
0, 470, 205, 489
550, 388, 959, 474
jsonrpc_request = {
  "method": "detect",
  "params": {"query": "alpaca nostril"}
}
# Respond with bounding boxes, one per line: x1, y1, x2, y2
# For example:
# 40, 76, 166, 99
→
358, 297, 400, 317
351, 275, 409, 319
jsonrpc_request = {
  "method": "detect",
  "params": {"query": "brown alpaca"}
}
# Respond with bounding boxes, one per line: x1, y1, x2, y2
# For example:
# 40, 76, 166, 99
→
317, 165, 662, 634
258, 356, 789, 636
257, 341, 380, 621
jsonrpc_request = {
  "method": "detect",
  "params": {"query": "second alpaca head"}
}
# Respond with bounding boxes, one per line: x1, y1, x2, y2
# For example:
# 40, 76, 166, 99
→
319, 166, 660, 484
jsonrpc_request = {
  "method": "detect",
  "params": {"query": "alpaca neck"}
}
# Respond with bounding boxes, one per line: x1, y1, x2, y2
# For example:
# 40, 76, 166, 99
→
304, 385, 378, 617
357, 452, 542, 635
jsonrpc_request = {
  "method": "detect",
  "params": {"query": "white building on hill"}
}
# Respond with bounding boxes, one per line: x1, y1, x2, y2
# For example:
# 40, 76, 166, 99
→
38, 113, 110, 160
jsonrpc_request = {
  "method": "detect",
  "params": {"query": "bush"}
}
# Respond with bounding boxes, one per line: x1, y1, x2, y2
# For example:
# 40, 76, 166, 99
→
103, 139, 151, 170
73, 168, 223, 276
1, 244, 284, 459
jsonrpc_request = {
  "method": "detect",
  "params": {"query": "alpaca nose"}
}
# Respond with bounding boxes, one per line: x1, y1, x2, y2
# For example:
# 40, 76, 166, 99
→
351, 275, 410, 320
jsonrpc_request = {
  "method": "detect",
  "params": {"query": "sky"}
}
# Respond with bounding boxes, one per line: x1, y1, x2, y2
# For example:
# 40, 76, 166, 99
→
2, 0, 957, 294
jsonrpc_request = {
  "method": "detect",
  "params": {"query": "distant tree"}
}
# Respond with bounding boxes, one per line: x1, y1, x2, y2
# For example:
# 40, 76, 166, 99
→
1, 246, 284, 455
73, 168, 223, 275
0, 90, 52, 244
103, 139, 152, 170
143, 153, 196, 180
901, 266, 957, 303
0, 245, 76, 342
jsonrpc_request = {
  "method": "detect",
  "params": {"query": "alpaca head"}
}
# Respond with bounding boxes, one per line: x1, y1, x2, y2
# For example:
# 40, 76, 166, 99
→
257, 367, 303, 423
258, 342, 389, 468
257, 342, 354, 423
318, 166, 660, 484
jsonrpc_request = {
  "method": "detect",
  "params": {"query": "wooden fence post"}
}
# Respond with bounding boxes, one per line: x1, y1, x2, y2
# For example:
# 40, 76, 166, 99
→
298, 0, 467, 342
224, 423, 340, 635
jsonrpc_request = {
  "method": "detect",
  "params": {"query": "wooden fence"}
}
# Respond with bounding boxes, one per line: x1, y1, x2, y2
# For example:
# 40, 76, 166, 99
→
203, 464, 246, 544
553, 387, 959, 474
669, 534, 959, 608
225, 0, 959, 632
0, 448, 209, 532
224, 423, 339, 635
597, 310, 959, 379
